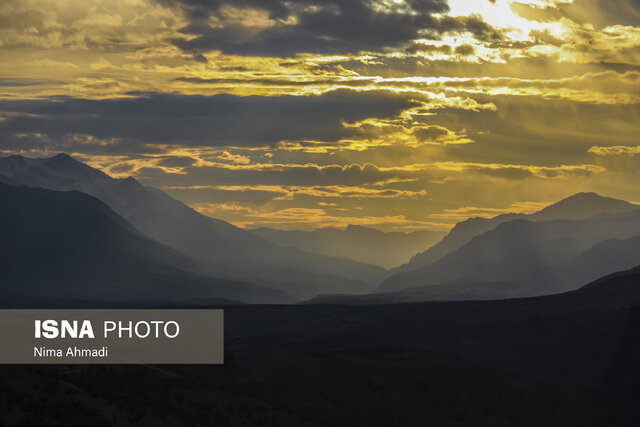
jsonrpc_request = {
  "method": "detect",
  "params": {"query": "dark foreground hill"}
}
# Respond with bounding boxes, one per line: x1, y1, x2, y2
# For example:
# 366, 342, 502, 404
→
2, 266, 640, 426
606, 303, 640, 426
0, 183, 292, 305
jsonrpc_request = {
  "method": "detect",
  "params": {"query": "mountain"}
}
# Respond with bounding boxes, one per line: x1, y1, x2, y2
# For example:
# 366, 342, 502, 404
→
0, 183, 292, 305
308, 229, 640, 304
570, 236, 640, 284
395, 213, 524, 274
391, 192, 639, 276
533, 192, 639, 221
580, 264, 640, 293
0, 154, 386, 299
376, 209, 640, 294
250, 224, 445, 268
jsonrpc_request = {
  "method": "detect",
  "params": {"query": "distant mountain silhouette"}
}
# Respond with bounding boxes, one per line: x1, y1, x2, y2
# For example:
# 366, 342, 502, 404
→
533, 192, 638, 221
389, 192, 639, 278
309, 253, 640, 306
380, 211, 640, 294
0, 154, 386, 299
0, 182, 293, 305
570, 236, 640, 284
309, 259, 640, 305
250, 225, 445, 268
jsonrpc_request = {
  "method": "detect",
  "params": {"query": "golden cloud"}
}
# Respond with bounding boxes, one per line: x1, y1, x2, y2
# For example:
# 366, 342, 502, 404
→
588, 145, 640, 155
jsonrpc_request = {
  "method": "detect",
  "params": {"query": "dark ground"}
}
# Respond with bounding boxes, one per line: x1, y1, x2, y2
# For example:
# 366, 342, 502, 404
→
2, 275, 640, 426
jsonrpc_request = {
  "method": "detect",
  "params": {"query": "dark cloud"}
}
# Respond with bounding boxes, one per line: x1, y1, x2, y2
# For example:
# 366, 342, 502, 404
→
303, 55, 605, 80
157, 156, 198, 167
300, 55, 640, 91
191, 53, 209, 63
0, 78, 54, 87
0, 9, 46, 31
528, 30, 565, 47
434, 15, 504, 42
172, 76, 377, 87
132, 158, 602, 191
161, 0, 502, 56
136, 162, 425, 187
454, 44, 475, 55
467, 165, 534, 180
412, 126, 449, 140
405, 43, 452, 55
0, 90, 417, 150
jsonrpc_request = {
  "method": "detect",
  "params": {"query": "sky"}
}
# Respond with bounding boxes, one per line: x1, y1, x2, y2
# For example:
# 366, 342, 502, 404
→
0, 0, 639, 231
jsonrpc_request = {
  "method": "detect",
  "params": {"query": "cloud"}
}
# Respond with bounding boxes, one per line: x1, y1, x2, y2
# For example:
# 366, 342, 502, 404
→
192, 204, 447, 231
426, 202, 548, 222
0, 78, 54, 87
96, 154, 607, 190
25, 59, 79, 69
160, 184, 428, 206
434, 14, 505, 42
0, 90, 417, 149
163, 186, 287, 205
162, 0, 503, 56
406, 42, 453, 55
0, 0, 638, 232
588, 145, 640, 155
0, 0, 186, 50
454, 44, 475, 55
130, 161, 426, 187
511, 0, 640, 27
426, 161, 605, 180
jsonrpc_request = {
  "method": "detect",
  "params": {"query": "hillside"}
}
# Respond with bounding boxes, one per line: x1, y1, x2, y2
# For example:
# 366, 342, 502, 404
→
0, 183, 292, 305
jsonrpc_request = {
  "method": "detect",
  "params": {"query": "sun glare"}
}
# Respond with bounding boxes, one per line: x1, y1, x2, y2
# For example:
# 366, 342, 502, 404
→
447, 0, 569, 40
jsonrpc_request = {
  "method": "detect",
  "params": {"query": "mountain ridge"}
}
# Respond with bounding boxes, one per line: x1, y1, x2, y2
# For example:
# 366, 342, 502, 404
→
380, 211, 640, 294
0, 154, 386, 299
390, 192, 639, 276
250, 224, 445, 268
0, 182, 293, 305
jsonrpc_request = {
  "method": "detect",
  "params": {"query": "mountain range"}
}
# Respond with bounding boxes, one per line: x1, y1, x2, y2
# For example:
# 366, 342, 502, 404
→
0, 182, 292, 305
250, 225, 445, 268
2, 153, 640, 306
3, 153, 640, 424
391, 192, 639, 276
0, 154, 388, 300
310, 193, 640, 303
381, 209, 640, 292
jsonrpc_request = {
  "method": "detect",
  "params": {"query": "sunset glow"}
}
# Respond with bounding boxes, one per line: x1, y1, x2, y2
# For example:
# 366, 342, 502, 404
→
1, 0, 639, 231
